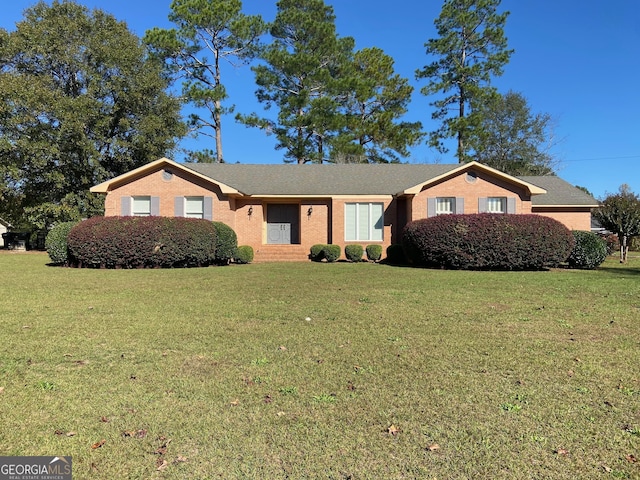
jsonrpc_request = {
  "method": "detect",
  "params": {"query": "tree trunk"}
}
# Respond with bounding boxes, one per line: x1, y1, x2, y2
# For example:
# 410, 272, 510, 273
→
214, 102, 223, 163
620, 234, 628, 263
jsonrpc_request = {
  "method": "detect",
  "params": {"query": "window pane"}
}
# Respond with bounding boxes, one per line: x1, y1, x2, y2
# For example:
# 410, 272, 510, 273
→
487, 197, 506, 213
185, 196, 204, 218
436, 197, 454, 214
132, 196, 151, 216
371, 203, 383, 241
358, 203, 370, 240
345, 203, 357, 241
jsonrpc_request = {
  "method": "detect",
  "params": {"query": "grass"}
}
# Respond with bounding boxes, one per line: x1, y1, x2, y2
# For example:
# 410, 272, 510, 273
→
1, 251, 639, 479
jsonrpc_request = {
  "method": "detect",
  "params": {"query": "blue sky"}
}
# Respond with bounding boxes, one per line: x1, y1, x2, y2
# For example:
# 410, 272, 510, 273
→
2, 0, 638, 199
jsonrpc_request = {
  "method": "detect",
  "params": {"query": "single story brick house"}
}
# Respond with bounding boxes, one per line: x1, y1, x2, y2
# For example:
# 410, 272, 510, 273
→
90, 158, 598, 262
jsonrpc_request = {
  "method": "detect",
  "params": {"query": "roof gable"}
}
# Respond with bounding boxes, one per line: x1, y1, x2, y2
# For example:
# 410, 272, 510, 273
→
90, 159, 596, 207
401, 161, 546, 196
90, 158, 240, 195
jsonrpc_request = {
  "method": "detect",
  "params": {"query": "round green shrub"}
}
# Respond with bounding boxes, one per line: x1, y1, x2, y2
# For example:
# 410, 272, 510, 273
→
45, 221, 78, 265
67, 216, 217, 268
212, 221, 237, 265
345, 244, 363, 262
366, 244, 383, 262
567, 230, 607, 269
310, 244, 326, 262
402, 214, 574, 270
386, 244, 406, 264
235, 245, 254, 264
323, 244, 341, 263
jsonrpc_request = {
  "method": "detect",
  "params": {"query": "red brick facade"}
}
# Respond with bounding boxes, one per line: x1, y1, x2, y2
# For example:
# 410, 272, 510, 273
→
94, 159, 594, 261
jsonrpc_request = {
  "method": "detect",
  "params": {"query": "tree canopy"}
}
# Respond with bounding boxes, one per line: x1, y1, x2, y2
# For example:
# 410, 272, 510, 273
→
240, 0, 421, 164
144, 0, 265, 163
468, 91, 558, 175
0, 0, 185, 229
593, 184, 640, 263
416, 0, 513, 162
239, 0, 353, 164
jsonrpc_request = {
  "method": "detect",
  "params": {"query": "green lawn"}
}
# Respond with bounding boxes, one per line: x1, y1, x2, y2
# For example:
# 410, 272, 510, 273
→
1, 252, 639, 479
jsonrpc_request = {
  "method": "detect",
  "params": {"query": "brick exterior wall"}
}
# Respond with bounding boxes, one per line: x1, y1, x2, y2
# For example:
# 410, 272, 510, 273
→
412, 169, 533, 219
100, 164, 592, 260
532, 207, 593, 231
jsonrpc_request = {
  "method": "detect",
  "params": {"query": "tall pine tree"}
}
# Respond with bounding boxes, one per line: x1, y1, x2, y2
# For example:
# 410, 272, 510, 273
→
239, 0, 353, 164
145, 0, 265, 163
416, 0, 512, 162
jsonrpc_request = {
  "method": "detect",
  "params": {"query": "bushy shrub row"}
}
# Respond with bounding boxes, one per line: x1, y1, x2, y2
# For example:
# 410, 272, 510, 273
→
567, 230, 607, 269
309, 244, 341, 262
45, 221, 78, 265
402, 214, 575, 270
234, 245, 254, 264
345, 244, 364, 262
67, 216, 217, 268
365, 244, 382, 262
212, 221, 237, 265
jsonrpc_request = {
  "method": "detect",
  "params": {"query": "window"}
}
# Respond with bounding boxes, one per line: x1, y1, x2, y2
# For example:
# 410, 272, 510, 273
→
132, 196, 151, 216
184, 197, 204, 218
428, 197, 463, 217
436, 197, 455, 215
487, 197, 507, 213
345, 203, 383, 241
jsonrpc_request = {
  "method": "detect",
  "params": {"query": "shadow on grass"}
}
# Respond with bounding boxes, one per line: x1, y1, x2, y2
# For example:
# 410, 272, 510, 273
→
596, 266, 640, 277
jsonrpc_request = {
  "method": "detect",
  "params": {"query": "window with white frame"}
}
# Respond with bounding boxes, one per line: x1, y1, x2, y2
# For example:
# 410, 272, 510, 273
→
487, 197, 507, 213
436, 197, 455, 215
345, 203, 383, 241
132, 196, 151, 216
184, 196, 204, 218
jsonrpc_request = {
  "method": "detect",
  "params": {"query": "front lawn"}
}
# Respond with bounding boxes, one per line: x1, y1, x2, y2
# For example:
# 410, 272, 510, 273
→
0, 252, 639, 479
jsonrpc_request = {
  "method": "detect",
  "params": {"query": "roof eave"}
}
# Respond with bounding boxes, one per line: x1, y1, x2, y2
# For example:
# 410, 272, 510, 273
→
90, 158, 241, 195
401, 161, 547, 196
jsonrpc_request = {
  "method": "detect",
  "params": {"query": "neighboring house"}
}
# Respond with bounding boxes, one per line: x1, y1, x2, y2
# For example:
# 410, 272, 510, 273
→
0, 217, 12, 248
90, 158, 599, 262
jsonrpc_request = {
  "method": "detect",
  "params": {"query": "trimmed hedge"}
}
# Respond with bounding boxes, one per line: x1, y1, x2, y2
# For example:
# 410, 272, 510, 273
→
402, 213, 574, 270
45, 221, 78, 265
345, 244, 363, 262
324, 245, 341, 263
386, 244, 406, 264
366, 244, 383, 262
235, 245, 254, 264
212, 221, 238, 265
67, 216, 217, 268
567, 230, 607, 269
310, 244, 326, 262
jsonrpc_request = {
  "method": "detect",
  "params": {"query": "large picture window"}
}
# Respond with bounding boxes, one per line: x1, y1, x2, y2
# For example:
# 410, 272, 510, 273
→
345, 203, 383, 241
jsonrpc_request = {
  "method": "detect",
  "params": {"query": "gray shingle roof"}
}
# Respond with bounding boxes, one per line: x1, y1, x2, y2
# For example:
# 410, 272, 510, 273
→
518, 176, 599, 206
184, 163, 597, 206
186, 163, 455, 196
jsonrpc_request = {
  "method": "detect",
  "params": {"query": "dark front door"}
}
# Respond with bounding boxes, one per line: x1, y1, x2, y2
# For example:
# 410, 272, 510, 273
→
267, 204, 299, 244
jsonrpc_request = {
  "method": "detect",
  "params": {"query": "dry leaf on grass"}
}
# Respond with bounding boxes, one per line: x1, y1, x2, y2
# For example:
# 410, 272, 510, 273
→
625, 454, 637, 463
156, 459, 168, 471
91, 439, 106, 449
387, 425, 400, 436
555, 448, 569, 456
230, 399, 240, 406
100, 416, 109, 423
427, 444, 440, 451
0, 387, 5, 394
175, 455, 187, 463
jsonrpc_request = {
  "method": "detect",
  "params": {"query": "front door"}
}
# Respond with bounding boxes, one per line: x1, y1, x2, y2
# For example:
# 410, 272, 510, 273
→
267, 204, 299, 244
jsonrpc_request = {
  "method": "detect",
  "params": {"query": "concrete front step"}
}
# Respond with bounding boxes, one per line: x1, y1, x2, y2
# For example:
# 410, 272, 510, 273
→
253, 245, 310, 262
